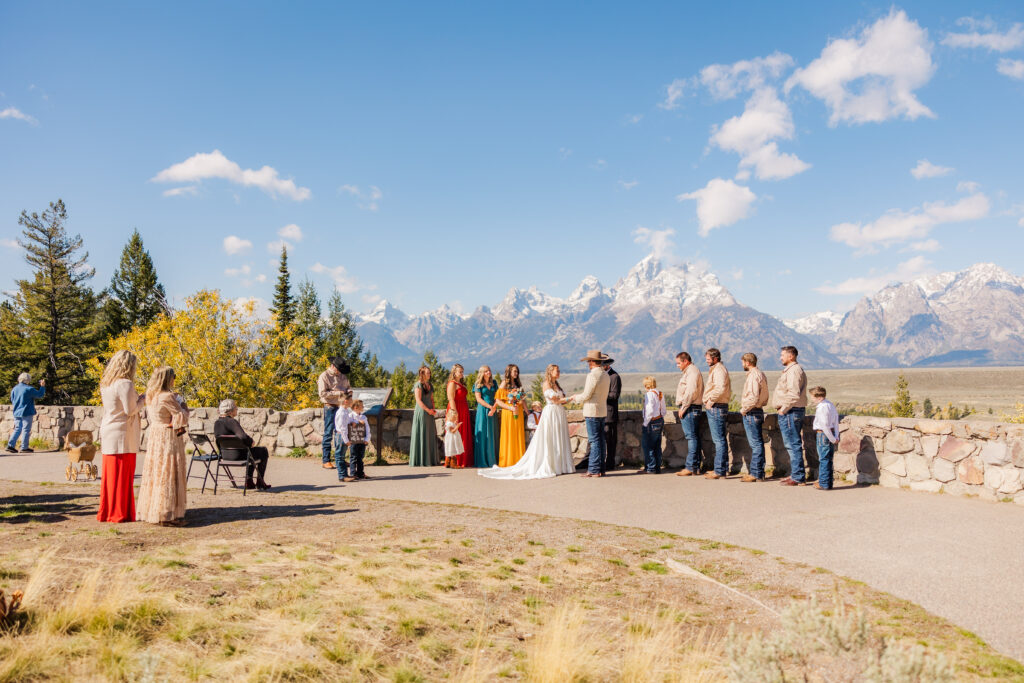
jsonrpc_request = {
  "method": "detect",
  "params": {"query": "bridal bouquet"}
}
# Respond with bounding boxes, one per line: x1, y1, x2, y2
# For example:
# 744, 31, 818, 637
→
507, 388, 525, 419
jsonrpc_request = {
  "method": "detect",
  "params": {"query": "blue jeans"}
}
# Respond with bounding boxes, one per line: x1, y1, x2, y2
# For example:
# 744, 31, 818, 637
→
322, 405, 338, 463
705, 405, 728, 476
742, 410, 766, 479
334, 442, 350, 479
816, 433, 835, 489
641, 419, 664, 472
585, 417, 606, 475
679, 405, 703, 472
778, 408, 806, 482
7, 415, 33, 450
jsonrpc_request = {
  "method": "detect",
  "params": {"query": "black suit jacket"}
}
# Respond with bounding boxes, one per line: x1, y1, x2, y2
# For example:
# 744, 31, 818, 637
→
214, 416, 253, 458
605, 368, 621, 423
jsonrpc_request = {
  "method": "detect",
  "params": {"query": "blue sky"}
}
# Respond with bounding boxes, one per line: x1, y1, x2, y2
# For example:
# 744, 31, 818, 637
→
2, 1, 1022, 321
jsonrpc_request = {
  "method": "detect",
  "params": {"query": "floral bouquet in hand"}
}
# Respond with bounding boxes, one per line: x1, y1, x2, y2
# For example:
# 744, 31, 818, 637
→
507, 388, 525, 420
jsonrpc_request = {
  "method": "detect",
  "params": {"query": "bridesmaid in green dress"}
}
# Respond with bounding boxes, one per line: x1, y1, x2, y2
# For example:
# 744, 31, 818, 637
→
473, 365, 499, 468
409, 366, 439, 467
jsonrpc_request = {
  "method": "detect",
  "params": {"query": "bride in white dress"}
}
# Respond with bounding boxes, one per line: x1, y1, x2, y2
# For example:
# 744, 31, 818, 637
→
480, 364, 574, 480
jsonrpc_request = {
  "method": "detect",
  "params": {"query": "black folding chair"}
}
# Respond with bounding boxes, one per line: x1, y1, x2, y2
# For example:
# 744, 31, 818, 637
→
187, 433, 221, 494
213, 434, 257, 497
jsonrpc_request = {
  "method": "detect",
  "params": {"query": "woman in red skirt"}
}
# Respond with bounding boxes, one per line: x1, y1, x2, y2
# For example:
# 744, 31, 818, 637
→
97, 350, 146, 523
446, 364, 473, 468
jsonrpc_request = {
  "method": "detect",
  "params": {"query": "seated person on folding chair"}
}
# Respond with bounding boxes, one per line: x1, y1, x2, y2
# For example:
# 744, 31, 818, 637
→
214, 399, 271, 490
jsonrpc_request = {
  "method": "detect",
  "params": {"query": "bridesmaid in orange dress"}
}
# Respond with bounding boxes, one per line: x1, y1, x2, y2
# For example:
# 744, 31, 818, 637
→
445, 364, 473, 468
495, 364, 526, 467
135, 366, 190, 527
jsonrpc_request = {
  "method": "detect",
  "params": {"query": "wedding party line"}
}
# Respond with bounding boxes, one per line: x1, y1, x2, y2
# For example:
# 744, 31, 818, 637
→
6, 341, 841, 528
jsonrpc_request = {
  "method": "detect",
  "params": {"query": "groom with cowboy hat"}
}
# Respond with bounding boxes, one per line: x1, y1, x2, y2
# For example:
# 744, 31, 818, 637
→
570, 349, 611, 478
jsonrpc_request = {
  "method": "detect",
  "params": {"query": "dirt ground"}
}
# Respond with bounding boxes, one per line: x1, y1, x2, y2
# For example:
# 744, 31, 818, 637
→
1, 481, 1021, 681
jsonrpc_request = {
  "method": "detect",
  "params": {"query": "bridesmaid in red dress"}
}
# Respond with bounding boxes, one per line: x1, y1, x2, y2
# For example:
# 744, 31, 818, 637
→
446, 364, 473, 468
97, 350, 146, 523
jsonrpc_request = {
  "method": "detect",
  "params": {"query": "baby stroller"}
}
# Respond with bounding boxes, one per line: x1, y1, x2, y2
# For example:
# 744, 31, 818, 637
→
65, 430, 98, 481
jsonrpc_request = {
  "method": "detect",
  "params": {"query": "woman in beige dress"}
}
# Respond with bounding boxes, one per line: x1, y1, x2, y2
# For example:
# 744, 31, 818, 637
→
136, 366, 190, 526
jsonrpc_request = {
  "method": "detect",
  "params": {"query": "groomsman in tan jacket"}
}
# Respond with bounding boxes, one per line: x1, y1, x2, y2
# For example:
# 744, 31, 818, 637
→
773, 345, 808, 486
739, 353, 769, 482
570, 350, 611, 477
674, 352, 704, 476
702, 348, 731, 479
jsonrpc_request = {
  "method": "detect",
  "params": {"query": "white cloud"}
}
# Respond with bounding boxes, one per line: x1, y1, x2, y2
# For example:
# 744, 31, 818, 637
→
830, 193, 990, 251
907, 239, 941, 252
591, 159, 607, 170
957, 180, 980, 193
618, 179, 639, 190
0, 107, 38, 125
910, 159, 954, 179
730, 268, 744, 281
277, 223, 303, 242
362, 294, 382, 306
625, 113, 643, 124
709, 87, 810, 180
223, 235, 253, 255
677, 178, 757, 236
254, 274, 267, 283
162, 185, 198, 197
659, 78, 688, 110
224, 265, 251, 277
816, 256, 933, 295
266, 239, 293, 254
632, 227, 676, 260
152, 150, 311, 201
558, 147, 573, 159
233, 297, 270, 319
997, 58, 1024, 80
339, 184, 382, 211
943, 21, 1024, 51
1019, 217, 1024, 228
310, 263, 362, 293
1, 238, 21, 249
786, 9, 935, 125
699, 52, 795, 100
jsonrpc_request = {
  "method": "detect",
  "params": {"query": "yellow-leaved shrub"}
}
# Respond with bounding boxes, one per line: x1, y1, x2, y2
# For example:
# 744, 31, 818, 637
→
87, 290, 325, 410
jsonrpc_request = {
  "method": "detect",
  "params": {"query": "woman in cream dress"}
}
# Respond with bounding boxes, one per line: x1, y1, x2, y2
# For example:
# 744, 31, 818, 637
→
480, 364, 573, 480
136, 367, 190, 526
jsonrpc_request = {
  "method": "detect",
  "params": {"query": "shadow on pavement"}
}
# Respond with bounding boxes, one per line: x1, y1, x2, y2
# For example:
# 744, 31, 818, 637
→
0, 491, 98, 524
358, 472, 452, 481
185, 503, 356, 527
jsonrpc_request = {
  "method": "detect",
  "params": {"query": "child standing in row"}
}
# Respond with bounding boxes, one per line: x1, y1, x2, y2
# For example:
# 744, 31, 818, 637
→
525, 401, 542, 443
444, 405, 464, 468
344, 399, 372, 480
639, 376, 666, 474
810, 386, 838, 490
333, 392, 354, 482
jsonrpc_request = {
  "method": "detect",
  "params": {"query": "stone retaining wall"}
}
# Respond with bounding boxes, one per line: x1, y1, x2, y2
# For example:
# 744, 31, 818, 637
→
3, 405, 1021, 503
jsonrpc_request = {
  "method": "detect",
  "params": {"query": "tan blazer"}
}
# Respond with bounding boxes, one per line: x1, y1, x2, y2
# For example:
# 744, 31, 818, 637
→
99, 378, 146, 455
577, 367, 610, 418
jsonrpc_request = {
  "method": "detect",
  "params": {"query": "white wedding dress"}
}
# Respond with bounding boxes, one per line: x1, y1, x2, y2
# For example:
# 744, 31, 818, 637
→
480, 388, 574, 480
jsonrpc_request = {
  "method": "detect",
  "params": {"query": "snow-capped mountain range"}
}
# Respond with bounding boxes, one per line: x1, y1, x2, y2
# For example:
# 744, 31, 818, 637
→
355, 259, 1024, 371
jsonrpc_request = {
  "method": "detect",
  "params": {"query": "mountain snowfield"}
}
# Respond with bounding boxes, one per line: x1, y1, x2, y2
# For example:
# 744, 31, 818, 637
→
356, 259, 1024, 371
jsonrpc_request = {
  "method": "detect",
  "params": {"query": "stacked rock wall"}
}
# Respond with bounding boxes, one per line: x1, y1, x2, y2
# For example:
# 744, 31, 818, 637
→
2, 405, 1021, 503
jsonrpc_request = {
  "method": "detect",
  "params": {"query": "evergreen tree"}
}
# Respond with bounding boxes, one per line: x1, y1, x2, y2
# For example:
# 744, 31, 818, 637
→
388, 361, 417, 409
2, 200, 102, 403
530, 372, 545, 403
104, 229, 166, 337
294, 278, 324, 342
270, 246, 295, 330
888, 373, 915, 418
422, 350, 449, 407
323, 289, 365, 374
922, 397, 934, 419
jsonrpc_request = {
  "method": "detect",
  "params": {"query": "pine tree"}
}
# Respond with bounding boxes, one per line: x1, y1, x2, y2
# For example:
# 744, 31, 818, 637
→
294, 278, 324, 342
104, 229, 166, 337
3, 200, 102, 403
270, 246, 295, 330
422, 350, 449, 407
323, 289, 365, 374
530, 372, 545, 403
387, 362, 417, 409
888, 373, 915, 418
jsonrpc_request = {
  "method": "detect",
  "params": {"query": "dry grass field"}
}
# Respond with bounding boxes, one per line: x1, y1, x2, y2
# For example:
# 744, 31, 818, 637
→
2, 481, 1021, 681
561, 367, 1024, 419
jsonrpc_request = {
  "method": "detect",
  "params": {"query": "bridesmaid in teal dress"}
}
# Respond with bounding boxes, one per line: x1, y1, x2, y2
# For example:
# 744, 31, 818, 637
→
409, 366, 439, 467
473, 366, 499, 468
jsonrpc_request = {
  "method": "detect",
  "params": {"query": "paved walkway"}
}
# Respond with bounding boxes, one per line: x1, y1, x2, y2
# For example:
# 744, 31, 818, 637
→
3, 451, 1023, 662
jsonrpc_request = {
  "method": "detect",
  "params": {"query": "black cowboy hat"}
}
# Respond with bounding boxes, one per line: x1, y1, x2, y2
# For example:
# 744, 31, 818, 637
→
330, 357, 351, 374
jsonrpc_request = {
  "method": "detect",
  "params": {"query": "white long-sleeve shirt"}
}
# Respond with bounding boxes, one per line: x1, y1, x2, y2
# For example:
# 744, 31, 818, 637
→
334, 407, 354, 441
642, 389, 666, 427
338, 411, 370, 445
812, 399, 839, 444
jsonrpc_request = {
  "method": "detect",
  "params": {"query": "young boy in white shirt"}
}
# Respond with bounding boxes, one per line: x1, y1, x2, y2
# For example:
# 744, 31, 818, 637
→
341, 398, 372, 481
526, 401, 542, 443
639, 376, 666, 474
333, 393, 355, 482
810, 386, 839, 490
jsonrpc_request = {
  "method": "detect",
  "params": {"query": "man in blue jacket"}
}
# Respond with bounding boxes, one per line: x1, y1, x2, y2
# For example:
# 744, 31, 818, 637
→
6, 373, 46, 453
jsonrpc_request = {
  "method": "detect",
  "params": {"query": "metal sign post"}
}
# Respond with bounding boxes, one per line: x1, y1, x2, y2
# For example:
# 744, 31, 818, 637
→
353, 388, 393, 466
